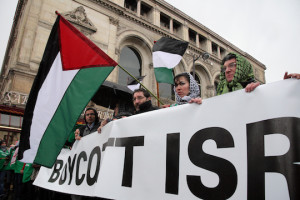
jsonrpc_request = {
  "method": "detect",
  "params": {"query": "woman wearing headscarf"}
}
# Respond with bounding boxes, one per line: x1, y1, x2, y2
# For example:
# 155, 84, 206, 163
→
164, 72, 202, 107
217, 52, 260, 95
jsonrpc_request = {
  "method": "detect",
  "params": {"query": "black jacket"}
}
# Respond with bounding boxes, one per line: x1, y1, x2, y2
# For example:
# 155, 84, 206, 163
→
135, 100, 158, 115
79, 122, 101, 137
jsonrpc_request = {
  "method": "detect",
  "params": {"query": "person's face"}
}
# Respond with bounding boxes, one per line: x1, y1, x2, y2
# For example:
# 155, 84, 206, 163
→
175, 76, 190, 98
85, 110, 96, 125
133, 91, 149, 111
224, 58, 237, 82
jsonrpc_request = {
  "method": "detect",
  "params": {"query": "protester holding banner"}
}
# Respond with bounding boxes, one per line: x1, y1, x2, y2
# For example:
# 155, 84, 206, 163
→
132, 88, 158, 114
162, 72, 202, 107
97, 88, 158, 134
284, 72, 300, 79
217, 52, 260, 95
74, 108, 101, 140
174, 72, 202, 105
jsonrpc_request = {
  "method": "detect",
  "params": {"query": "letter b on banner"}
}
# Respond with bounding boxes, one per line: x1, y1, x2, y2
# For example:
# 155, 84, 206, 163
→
247, 117, 300, 200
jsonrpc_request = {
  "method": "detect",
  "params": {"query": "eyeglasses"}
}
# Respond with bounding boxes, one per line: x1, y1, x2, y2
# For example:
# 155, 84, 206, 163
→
133, 96, 145, 102
224, 62, 236, 69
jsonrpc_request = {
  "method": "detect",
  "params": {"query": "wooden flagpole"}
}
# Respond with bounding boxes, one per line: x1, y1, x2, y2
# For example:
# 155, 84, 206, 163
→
117, 64, 164, 105
156, 82, 161, 107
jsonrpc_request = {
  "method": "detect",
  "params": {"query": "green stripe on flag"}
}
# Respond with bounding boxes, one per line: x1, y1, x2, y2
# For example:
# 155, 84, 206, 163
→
154, 67, 174, 84
34, 66, 114, 167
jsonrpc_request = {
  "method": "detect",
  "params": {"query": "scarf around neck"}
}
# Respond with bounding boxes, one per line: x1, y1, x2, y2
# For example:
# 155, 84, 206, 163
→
174, 73, 200, 105
217, 52, 255, 95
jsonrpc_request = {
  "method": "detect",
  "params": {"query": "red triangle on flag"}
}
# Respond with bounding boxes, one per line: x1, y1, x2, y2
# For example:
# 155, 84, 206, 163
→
59, 16, 118, 71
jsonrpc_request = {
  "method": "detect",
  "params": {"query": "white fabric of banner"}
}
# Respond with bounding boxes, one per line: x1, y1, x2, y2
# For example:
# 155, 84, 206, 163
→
34, 79, 300, 200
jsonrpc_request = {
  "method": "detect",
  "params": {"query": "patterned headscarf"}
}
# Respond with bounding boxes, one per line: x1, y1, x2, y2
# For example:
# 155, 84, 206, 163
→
217, 52, 255, 95
174, 72, 200, 105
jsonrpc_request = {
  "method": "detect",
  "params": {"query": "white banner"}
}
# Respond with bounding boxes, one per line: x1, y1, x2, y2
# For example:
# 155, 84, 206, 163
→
34, 79, 300, 200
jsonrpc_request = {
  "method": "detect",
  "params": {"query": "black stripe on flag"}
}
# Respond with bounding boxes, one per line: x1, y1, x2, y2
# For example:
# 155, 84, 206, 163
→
18, 16, 61, 160
152, 37, 189, 56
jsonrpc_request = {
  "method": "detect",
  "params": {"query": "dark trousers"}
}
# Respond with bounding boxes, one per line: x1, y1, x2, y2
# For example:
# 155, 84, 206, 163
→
0, 171, 6, 195
13, 173, 22, 200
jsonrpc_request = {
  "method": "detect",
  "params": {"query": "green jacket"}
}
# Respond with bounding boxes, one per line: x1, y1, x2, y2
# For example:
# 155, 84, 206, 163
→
3, 148, 16, 171
0, 148, 9, 170
14, 160, 25, 174
22, 163, 33, 183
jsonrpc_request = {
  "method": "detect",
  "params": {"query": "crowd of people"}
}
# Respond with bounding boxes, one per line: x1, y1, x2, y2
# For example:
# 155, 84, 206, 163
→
0, 52, 299, 200
0, 138, 108, 200
0, 140, 39, 200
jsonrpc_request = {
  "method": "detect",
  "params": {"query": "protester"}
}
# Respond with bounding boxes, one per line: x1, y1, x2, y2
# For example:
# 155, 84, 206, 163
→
162, 72, 202, 107
21, 163, 35, 200
132, 88, 159, 114
12, 156, 24, 200
0, 140, 9, 199
30, 165, 51, 200
216, 52, 260, 95
97, 88, 158, 133
284, 72, 300, 79
3, 141, 19, 199
72, 108, 101, 199
74, 108, 101, 140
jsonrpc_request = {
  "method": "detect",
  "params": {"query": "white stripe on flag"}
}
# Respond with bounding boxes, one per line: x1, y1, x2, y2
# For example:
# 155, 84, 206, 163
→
153, 51, 182, 69
21, 53, 79, 163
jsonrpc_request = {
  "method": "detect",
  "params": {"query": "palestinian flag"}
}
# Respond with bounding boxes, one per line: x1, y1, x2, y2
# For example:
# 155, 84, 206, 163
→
152, 37, 188, 84
18, 13, 117, 168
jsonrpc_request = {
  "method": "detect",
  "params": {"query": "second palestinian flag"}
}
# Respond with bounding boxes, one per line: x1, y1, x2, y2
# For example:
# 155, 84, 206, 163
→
152, 37, 188, 84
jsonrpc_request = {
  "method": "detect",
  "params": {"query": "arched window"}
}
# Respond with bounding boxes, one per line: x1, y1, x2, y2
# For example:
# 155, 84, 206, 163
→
118, 46, 141, 86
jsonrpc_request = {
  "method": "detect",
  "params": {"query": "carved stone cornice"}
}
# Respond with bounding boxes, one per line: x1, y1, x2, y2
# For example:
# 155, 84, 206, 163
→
62, 6, 97, 35
109, 17, 119, 26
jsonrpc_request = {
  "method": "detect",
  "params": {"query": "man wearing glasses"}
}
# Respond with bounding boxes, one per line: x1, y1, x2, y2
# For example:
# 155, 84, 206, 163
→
75, 108, 100, 140
216, 52, 260, 95
97, 88, 158, 134
132, 88, 158, 114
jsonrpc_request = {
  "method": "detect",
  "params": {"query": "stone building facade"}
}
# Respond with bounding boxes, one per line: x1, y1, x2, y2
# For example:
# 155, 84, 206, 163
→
0, 0, 266, 143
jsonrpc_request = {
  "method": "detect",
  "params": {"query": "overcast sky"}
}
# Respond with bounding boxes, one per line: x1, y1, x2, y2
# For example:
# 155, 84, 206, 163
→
0, 0, 18, 73
164, 0, 300, 83
1, 0, 299, 83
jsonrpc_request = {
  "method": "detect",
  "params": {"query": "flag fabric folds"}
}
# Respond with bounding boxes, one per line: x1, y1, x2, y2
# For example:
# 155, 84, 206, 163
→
18, 14, 117, 168
152, 37, 188, 84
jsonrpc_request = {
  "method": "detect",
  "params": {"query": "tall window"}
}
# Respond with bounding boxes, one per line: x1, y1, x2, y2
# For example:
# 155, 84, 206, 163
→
118, 47, 141, 86
124, 0, 137, 12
